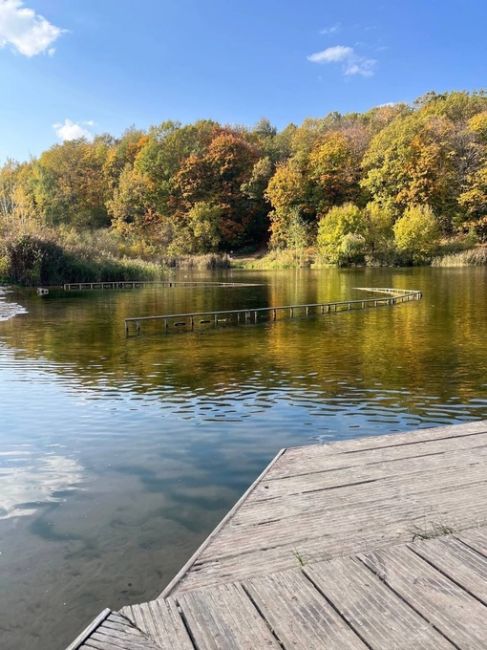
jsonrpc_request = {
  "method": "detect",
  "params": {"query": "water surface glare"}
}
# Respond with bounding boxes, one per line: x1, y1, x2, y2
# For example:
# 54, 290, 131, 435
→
1, 268, 487, 649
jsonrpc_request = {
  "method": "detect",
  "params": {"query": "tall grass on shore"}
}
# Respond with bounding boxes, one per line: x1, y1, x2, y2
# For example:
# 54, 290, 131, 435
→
0, 229, 230, 286
432, 247, 487, 267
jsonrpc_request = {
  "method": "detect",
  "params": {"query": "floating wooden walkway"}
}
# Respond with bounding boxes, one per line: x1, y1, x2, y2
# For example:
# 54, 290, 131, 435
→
68, 420, 487, 649
124, 287, 422, 336
64, 281, 262, 291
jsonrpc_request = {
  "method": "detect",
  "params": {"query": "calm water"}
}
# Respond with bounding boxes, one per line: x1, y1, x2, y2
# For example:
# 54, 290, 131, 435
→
1, 268, 487, 650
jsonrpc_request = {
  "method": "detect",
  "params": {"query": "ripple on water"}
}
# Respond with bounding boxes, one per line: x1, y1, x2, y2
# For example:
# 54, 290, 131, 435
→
1, 269, 487, 650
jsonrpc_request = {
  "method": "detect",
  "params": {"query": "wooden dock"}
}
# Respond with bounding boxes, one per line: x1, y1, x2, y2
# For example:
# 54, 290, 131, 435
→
67, 420, 487, 649
64, 281, 263, 291
124, 287, 422, 336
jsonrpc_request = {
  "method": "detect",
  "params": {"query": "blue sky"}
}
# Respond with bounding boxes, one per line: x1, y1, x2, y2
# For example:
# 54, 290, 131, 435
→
1, 0, 486, 161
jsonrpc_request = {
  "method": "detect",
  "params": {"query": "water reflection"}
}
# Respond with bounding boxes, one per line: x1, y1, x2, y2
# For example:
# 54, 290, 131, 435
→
0, 268, 486, 650
0, 449, 83, 519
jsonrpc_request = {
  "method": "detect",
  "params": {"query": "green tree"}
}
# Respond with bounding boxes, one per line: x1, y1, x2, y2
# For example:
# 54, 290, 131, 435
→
317, 203, 367, 265
33, 138, 110, 228
186, 201, 222, 253
286, 208, 309, 265
393, 204, 440, 263
363, 198, 397, 260
107, 164, 155, 233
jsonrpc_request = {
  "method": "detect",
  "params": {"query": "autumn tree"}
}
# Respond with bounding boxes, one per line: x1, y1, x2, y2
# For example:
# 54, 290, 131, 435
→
265, 162, 310, 247
308, 131, 363, 212
393, 204, 440, 263
107, 165, 155, 233
173, 130, 260, 248
32, 138, 110, 229
317, 203, 367, 265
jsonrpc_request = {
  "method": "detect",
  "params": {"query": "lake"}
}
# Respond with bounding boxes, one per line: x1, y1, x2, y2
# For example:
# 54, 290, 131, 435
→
1, 267, 487, 650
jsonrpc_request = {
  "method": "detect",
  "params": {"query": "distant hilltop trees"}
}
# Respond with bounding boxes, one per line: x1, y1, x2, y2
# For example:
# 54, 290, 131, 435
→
1, 91, 487, 282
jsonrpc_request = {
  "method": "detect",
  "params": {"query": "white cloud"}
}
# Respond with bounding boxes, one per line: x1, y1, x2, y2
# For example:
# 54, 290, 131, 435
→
308, 45, 353, 63
320, 23, 341, 35
307, 44, 376, 77
344, 58, 376, 77
53, 119, 94, 142
0, 0, 63, 57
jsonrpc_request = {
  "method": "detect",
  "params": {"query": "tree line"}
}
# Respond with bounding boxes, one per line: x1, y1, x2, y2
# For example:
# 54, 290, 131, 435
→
1, 90, 487, 282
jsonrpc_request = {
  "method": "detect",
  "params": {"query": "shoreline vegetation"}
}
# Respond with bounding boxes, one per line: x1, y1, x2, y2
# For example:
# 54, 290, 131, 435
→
1, 90, 487, 286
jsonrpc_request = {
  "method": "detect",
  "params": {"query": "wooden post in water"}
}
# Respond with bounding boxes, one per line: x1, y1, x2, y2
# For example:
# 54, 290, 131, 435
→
122, 288, 422, 337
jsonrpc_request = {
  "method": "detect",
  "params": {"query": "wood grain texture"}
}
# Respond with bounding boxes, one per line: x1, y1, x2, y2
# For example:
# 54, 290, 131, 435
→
267, 426, 487, 480
458, 526, 487, 557
77, 612, 160, 650
359, 545, 487, 648
253, 433, 487, 500
410, 536, 487, 605
304, 556, 453, 649
120, 601, 194, 650
244, 568, 367, 649
176, 582, 280, 649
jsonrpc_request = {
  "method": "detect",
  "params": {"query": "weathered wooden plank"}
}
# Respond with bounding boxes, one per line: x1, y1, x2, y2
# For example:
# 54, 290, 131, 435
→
280, 419, 487, 460
77, 612, 161, 650
199, 478, 487, 559
120, 600, 194, 650
86, 628, 158, 650
235, 452, 487, 525
175, 497, 487, 593
244, 568, 367, 649
98, 621, 153, 645
254, 434, 487, 500
304, 556, 453, 649
66, 609, 112, 650
81, 639, 116, 650
267, 425, 487, 480
410, 536, 487, 605
176, 582, 280, 649
359, 544, 487, 648
458, 526, 487, 557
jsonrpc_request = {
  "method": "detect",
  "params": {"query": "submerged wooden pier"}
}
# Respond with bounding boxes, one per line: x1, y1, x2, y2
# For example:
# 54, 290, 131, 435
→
68, 420, 487, 649
124, 287, 422, 336
64, 280, 262, 291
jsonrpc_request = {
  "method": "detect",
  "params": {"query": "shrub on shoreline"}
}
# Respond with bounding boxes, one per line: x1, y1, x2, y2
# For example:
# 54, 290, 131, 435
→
0, 232, 230, 286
